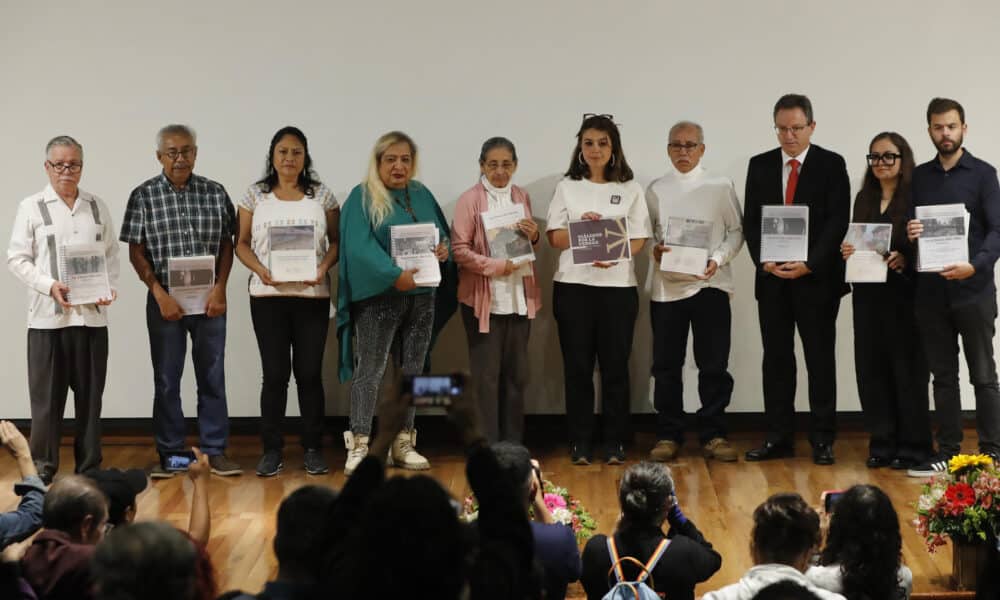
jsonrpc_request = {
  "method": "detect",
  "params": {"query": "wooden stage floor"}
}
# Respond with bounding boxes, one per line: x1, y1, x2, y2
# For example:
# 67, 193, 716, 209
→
0, 429, 978, 597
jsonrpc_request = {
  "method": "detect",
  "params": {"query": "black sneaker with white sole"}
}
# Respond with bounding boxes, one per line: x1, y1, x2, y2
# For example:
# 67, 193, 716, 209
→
255, 450, 284, 477
907, 453, 955, 478
570, 443, 592, 466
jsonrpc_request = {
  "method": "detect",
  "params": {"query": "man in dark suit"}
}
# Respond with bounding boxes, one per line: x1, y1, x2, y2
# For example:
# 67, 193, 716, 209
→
743, 94, 850, 465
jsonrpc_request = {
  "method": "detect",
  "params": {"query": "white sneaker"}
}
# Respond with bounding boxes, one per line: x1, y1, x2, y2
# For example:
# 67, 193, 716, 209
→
387, 428, 430, 470
344, 431, 369, 476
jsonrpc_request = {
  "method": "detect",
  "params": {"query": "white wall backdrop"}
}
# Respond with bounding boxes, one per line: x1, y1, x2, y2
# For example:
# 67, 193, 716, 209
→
2, 1, 999, 419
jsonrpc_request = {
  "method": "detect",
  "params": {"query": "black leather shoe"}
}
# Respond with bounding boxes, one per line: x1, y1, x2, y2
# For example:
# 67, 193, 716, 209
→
570, 443, 591, 466
813, 443, 835, 465
745, 441, 794, 461
866, 455, 890, 469
890, 457, 916, 470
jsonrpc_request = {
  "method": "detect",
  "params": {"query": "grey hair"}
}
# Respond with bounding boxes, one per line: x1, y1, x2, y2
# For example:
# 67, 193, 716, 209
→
618, 462, 675, 528
156, 124, 197, 150
46, 135, 84, 161
668, 120, 704, 144
478, 136, 518, 164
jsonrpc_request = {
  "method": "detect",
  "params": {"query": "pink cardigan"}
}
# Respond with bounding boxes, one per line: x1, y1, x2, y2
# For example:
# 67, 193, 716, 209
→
451, 182, 542, 333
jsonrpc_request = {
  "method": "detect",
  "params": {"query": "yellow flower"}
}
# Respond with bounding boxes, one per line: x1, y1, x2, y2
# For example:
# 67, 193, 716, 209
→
948, 454, 994, 473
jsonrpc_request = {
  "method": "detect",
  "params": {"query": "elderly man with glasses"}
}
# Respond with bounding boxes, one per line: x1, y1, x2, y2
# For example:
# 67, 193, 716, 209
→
7, 136, 120, 484
645, 121, 744, 463
120, 124, 241, 478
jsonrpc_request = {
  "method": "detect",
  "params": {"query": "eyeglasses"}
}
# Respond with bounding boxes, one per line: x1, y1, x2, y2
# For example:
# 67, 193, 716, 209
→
667, 142, 701, 153
162, 148, 195, 161
484, 161, 515, 171
46, 161, 83, 174
867, 152, 902, 166
774, 125, 811, 136
583, 113, 614, 121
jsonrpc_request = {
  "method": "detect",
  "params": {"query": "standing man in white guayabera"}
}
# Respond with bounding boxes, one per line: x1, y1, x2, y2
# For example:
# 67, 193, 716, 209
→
7, 136, 120, 484
645, 121, 744, 463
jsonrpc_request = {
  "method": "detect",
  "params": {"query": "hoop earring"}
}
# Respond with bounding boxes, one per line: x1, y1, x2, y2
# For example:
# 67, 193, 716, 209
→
610, 153, 616, 167
578, 152, 585, 166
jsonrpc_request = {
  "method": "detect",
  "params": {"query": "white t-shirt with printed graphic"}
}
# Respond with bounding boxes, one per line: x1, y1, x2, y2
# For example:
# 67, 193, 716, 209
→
546, 178, 651, 287
239, 183, 336, 298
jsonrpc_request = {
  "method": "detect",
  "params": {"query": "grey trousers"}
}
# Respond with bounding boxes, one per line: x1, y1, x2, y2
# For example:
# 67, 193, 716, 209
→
27, 326, 107, 476
460, 304, 531, 443
350, 293, 434, 436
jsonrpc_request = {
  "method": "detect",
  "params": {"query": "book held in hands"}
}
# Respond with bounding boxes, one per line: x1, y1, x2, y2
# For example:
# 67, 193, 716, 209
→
915, 203, 968, 272
58, 242, 111, 305
481, 204, 535, 265
660, 216, 712, 276
268, 224, 316, 282
844, 223, 892, 283
760, 205, 809, 262
168, 255, 215, 315
568, 217, 630, 265
390, 223, 441, 287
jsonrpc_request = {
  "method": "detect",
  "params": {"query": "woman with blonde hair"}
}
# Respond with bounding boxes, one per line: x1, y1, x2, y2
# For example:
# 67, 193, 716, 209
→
336, 131, 451, 475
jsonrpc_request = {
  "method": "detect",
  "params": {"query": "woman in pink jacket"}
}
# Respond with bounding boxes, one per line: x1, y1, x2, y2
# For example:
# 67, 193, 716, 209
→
451, 137, 542, 442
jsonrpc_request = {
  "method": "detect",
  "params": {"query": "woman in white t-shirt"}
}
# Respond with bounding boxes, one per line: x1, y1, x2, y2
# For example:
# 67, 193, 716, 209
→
545, 114, 651, 465
235, 126, 340, 478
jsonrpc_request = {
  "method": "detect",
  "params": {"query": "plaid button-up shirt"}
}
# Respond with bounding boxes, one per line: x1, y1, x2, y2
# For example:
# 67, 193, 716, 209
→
119, 172, 236, 287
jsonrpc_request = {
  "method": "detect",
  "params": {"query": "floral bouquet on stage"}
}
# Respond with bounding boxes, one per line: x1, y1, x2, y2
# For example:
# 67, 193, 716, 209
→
462, 479, 597, 545
914, 454, 1000, 552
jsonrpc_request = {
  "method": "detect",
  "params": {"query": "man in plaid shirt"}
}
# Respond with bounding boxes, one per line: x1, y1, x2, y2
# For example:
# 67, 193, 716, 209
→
120, 124, 241, 477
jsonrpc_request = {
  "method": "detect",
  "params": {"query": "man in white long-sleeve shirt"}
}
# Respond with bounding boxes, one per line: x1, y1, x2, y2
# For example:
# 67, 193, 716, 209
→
645, 121, 744, 463
7, 136, 119, 483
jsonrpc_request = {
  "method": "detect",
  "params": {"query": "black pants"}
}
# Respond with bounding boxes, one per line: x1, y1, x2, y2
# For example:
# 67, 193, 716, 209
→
249, 296, 330, 451
853, 284, 932, 461
916, 294, 1000, 455
460, 304, 531, 443
651, 288, 733, 445
553, 282, 638, 447
27, 326, 107, 476
758, 282, 840, 446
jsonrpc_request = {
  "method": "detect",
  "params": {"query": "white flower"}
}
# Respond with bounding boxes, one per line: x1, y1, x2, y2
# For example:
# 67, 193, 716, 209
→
551, 507, 573, 525
917, 495, 935, 511
932, 487, 945, 502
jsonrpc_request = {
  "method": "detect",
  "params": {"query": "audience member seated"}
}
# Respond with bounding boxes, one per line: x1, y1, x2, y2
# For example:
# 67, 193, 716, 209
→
702, 493, 844, 600
581, 462, 721, 600
220, 485, 338, 600
806, 484, 912, 600
752, 581, 824, 600
0, 421, 46, 549
92, 521, 199, 600
21, 475, 108, 600
490, 441, 578, 599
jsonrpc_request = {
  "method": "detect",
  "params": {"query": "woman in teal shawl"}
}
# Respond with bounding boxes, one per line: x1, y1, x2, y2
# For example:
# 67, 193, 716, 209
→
336, 131, 455, 475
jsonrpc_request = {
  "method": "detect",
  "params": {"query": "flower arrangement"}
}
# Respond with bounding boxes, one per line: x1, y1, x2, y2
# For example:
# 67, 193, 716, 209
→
914, 454, 1000, 552
462, 479, 597, 545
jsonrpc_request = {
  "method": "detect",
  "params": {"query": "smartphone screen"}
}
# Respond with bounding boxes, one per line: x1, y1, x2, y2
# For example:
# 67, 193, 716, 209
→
165, 451, 197, 471
405, 374, 463, 407
823, 490, 845, 513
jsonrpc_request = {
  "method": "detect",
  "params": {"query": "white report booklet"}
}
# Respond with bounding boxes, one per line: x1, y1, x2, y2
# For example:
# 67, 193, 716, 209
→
660, 216, 712, 276
268, 224, 316, 282
58, 242, 112, 305
390, 223, 441, 287
481, 204, 534, 265
168, 255, 215, 315
760, 205, 809, 262
844, 223, 892, 283
916, 204, 969, 272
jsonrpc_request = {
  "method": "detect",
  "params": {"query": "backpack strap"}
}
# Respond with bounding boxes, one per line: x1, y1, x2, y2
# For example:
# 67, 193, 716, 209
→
637, 538, 671, 583
607, 535, 625, 583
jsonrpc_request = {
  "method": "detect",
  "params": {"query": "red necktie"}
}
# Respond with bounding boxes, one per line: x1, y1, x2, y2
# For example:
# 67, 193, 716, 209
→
785, 158, 799, 205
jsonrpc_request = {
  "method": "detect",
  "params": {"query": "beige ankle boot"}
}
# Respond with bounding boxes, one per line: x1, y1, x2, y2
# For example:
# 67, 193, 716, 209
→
344, 431, 369, 476
387, 428, 430, 470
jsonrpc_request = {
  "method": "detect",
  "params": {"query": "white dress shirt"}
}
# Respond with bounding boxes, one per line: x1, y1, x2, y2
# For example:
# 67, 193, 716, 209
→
7, 184, 120, 329
481, 176, 528, 316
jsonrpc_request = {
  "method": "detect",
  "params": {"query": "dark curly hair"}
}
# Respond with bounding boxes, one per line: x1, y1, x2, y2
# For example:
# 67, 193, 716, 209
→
819, 485, 903, 600
564, 114, 634, 183
256, 125, 320, 197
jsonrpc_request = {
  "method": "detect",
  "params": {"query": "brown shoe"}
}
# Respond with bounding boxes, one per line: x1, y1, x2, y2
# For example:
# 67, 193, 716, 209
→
703, 437, 738, 462
649, 440, 679, 462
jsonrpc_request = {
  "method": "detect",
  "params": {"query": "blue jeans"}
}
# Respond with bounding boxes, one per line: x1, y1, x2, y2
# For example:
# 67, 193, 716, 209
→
146, 292, 229, 456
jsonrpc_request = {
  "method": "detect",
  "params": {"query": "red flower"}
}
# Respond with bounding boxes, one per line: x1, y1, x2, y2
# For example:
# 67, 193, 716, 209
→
946, 483, 976, 508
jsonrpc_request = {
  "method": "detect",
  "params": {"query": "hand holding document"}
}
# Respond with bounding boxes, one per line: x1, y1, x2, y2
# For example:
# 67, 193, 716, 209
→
58, 242, 112, 305
390, 223, 441, 287
168, 255, 215, 315
760, 205, 809, 263
843, 223, 892, 283
659, 216, 712, 276
481, 204, 535, 265
268, 224, 316, 282
915, 204, 968, 272
568, 217, 631, 265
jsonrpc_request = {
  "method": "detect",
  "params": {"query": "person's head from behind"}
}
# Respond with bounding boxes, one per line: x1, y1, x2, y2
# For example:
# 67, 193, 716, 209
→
84, 468, 149, 528
43, 475, 109, 545
752, 580, 823, 600
490, 442, 535, 507
618, 462, 675, 530
820, 484, 902, 600
274, 485, 339, 582
355, 475, 465, 598
92, 521, 197, 600
750, 493, 819, 571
